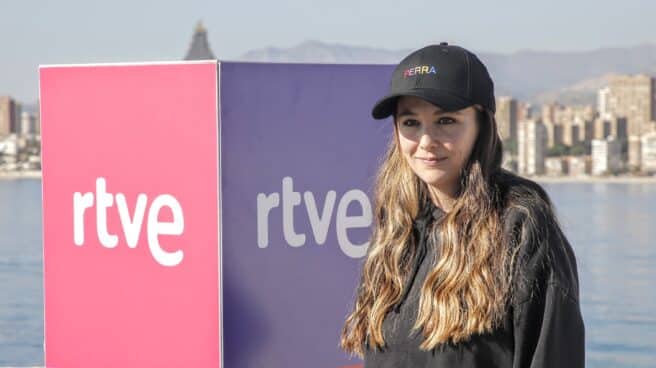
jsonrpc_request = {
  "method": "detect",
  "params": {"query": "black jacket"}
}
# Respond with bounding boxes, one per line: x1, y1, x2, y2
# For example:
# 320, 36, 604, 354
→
363, 178, 585, 367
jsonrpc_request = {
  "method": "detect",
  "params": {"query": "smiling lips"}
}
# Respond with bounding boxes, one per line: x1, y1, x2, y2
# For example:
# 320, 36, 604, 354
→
417, 156, 447, 165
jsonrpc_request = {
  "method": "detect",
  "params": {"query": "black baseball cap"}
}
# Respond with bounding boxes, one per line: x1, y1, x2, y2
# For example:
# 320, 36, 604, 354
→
371, 42, 495, 119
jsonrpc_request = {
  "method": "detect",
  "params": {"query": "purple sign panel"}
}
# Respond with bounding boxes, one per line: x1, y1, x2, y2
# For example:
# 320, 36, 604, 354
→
220, 62, 394, 367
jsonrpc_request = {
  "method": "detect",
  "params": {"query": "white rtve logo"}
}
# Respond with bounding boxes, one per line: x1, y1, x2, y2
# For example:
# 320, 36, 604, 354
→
257, 176, 372, 259
73, 177, 185, 267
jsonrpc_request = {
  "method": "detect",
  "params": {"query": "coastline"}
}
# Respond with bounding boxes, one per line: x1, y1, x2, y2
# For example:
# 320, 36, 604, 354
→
531, 175, 656, 183
0, 171, 655, 183
0, 171, 42, 180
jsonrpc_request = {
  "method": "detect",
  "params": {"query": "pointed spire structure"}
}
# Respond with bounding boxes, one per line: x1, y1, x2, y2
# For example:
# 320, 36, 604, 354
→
184, 20, 216, 60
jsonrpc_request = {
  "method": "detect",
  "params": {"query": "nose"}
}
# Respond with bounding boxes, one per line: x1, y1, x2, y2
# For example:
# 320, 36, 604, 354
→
418, 128, 439, 150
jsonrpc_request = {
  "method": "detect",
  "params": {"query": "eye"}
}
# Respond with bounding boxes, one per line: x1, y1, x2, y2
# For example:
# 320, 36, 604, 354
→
400, 119, 420, 127
436, 117, 456, 125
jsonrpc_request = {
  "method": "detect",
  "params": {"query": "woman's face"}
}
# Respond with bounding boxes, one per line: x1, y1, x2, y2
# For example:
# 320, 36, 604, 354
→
395, 96, 480, 196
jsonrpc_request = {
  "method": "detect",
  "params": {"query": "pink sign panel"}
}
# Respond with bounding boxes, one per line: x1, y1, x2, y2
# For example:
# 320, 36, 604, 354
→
40, 62, 220, 367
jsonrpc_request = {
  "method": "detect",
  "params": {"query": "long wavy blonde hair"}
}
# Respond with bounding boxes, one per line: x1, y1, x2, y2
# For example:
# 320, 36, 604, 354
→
340, 108, 523, 356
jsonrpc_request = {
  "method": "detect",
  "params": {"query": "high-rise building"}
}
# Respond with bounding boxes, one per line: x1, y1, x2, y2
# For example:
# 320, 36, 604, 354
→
517, 102, 533, 123
581, 118, 594, 142
552, 104, 567, 124
641, 130, 656, 173
593, 117, 611, 140
13, 102, 22, 133
594, 116, 628, 140
32, 101, 41, 135
21, 111, 36, 135
553, 105, 594, 126
0, 96, 18, 136
517, 119, 546, 175
592, 136, 622, 175
561, 119, 581, 146
543, 120, 555, 148
612, 117, 628, 139
598, 86, 611, 120
184, 21, 216, 60
628, 135, 642, 170
496, 97, 517, 141
604, 74, 656, 136
34, 111, 41, 135
541, 102, 560, 124
543, 120, 564, 148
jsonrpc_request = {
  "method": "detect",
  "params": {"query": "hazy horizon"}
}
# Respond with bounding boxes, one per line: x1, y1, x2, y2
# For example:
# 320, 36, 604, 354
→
2, 0, 655, 103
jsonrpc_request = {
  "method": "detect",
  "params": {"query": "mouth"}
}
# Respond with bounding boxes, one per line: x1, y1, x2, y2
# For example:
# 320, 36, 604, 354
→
417, 157, 447, 164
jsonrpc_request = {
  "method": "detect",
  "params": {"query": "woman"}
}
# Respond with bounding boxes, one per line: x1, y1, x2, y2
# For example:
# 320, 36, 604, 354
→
340, 43, 585, 367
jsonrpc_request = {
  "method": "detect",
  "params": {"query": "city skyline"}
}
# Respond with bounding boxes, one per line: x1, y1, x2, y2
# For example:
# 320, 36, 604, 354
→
2, 0, 656, 102
2, 70, 656, 177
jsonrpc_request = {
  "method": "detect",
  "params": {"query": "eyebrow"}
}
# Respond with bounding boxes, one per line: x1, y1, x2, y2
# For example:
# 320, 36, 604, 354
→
396, 107, 463, 118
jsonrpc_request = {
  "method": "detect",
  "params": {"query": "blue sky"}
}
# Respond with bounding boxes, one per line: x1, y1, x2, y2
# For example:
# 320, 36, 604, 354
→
1, 0, 654, 103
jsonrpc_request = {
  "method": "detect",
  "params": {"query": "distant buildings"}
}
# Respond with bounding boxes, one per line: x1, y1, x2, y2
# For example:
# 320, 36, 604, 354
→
0, 96, 39, 137
496, 96, 517, 142
567, 155, 591, 176
0, 133, 41, 172
517, 119, 546, 175
543, 120, 563, 148
2, 23, 656, 178
0, 96, 40, 173
541, 103, 558, 124
561, 119, 580, 146
517, 102, 533, 123
597, 87, 611, 120
545, 157, 566, 176
592, 116, 627, 140
495, 72, 656, 178
20, 111, 38, 135
604, 74, 656, 136
628, 135, 642, 171
0, 96, 19, 136
641, 130, 656, 174
538, 103, 596, 150
545, 155, 592, 177
592, 136, 622, 175
600, 75, 656, 170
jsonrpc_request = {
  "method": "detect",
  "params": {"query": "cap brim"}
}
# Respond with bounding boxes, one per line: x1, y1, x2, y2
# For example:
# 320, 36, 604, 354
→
371, 89, 472, 120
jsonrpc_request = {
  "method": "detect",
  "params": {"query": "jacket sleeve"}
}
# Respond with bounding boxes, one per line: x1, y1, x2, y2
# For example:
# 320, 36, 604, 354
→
505, 207, 586, 368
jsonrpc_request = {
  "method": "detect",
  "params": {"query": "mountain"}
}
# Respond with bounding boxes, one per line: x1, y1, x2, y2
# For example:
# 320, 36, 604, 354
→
240, 40, 411, 64
532, 74, 619, 106
238, 41, 656, 105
